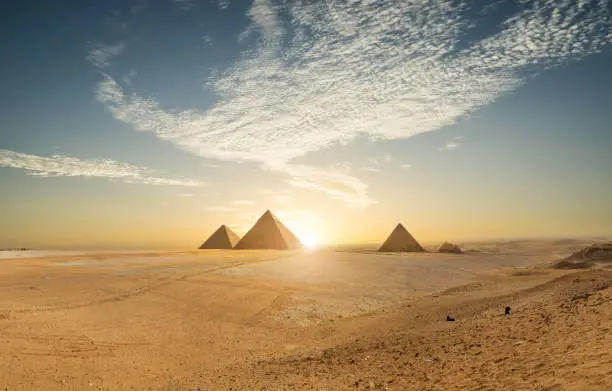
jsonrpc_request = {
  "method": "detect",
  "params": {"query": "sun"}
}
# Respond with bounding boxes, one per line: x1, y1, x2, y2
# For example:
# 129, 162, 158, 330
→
299, 233, 320, 250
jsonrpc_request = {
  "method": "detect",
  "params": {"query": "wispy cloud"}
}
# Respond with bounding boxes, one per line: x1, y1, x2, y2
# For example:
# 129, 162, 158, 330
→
258, 188, 292, 206
215, 0, 229, 10
400, 164, 412, 170
281, 164, 375, 208
206, 206, 237, 212
122, 69, 138, 86
200, 162, 220, 168
362, 154, 393, 172
174, 0, 196, 11
0, 149, 205, 187
202, 34, 213, 45
86, 43, 125, 68
439, 136, 464, 152
92, 0, 611, 206
233, 200, 256, 205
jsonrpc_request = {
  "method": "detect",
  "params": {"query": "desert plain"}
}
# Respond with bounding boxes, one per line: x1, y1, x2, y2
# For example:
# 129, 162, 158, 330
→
0, 239, 610, 390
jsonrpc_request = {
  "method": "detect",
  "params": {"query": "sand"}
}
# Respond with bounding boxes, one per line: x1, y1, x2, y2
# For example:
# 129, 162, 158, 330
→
0, 240, 610, 390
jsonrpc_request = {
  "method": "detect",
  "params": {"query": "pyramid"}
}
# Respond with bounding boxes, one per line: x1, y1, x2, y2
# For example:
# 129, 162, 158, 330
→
378, 223, 425, 252
437, 241, 463, 254
199, 225, 240, 249
233, 210, 302, 250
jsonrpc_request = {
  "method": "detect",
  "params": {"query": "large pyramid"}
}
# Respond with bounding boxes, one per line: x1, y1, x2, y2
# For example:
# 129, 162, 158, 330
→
199, 225, 240, 249
234, 210, 303, 250
378, 223, 425, 252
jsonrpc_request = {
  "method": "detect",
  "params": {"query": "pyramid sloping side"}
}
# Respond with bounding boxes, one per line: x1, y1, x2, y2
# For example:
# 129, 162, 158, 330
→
222, 226, 241, 247
234, 211, 302, 250
199, 225, 240, 249
437, 241, 463, 254
378, 224, 425, 252
273, 217, 303, 249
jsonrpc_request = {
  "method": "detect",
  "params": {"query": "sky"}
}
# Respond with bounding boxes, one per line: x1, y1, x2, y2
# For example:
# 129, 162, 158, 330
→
1, 0, 611, 249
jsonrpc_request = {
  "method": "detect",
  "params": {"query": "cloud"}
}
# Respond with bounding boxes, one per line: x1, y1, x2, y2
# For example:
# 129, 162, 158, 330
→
206, 206, 238, 212
362, 154, 393, 172
0, 149, 205, 187
258, 187, 292, 206
174, 0, 196, 10
281, 164, 375, 208
86, 43, 125, 68
202, 34, 213, 45
400, 164, 412, 170
215, 0, 229, 10
122, 70, 138, 86
233, 200, 256, 205
439, 136, 464, 151
93, 0, 611, 205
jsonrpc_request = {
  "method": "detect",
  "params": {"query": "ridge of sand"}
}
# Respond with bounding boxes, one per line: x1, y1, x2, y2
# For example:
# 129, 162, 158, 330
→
554, 242, 612, 269
209, 269, 611, 390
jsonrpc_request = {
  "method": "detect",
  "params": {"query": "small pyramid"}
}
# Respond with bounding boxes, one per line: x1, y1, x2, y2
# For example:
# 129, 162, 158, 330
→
199, 225, 240, 249
437, 241, 463, 254
234, 210, 302, 250
378, 223, 425, 252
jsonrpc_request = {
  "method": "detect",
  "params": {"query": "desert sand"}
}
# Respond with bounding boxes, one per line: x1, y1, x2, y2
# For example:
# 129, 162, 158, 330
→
0, 240, 610, 390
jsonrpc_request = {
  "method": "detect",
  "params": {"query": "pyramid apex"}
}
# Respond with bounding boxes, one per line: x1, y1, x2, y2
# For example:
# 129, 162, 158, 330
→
199, 224, 241, 249
234, 209, 302, 250
378, 223, 424, 253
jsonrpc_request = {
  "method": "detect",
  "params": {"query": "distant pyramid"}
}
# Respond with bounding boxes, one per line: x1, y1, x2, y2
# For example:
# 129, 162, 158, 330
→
199, 225, 240, 249
437, 241, 463, 254
378, 223, 425, 252
234, 210, 302, 250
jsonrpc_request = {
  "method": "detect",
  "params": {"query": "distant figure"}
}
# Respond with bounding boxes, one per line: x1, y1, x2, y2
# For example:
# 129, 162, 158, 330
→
446, 315, 455, 321
505, 306, 512, 315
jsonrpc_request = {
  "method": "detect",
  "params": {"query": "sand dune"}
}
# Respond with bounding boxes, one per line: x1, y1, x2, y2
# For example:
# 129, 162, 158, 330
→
554, 242, 612, 269
213, 269, 611, 390
0, 240, 610, 390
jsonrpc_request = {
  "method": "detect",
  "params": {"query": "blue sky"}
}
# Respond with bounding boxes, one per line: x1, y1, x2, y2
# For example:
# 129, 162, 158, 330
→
1, 0, 611, 248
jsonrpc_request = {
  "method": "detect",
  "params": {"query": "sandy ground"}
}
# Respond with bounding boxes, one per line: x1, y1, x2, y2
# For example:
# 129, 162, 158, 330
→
0, 240, 610, 390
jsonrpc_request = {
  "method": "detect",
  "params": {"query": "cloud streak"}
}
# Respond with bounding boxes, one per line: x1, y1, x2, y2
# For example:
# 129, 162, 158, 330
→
92, 0, 611, 206
233, 200, 256, 205
215, 0, 229, 11
439, 136, 464, 151
362, 154, 393, 172
0, 149, 205, 187
174, 0, 196, 11
86, 43, 125, 68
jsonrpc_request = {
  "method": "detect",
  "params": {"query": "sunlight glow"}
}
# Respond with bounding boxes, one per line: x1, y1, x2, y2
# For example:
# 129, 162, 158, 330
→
299, 233, 320, 250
